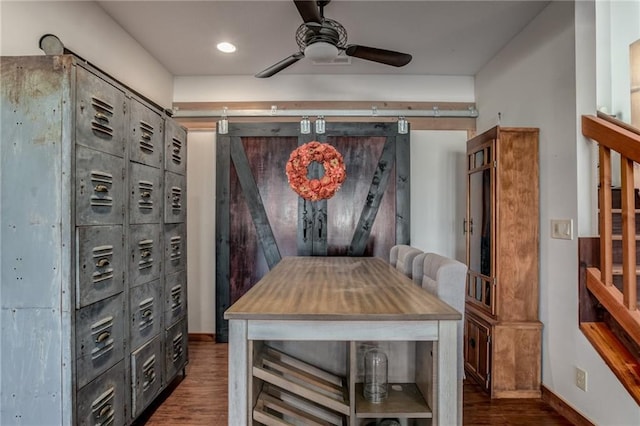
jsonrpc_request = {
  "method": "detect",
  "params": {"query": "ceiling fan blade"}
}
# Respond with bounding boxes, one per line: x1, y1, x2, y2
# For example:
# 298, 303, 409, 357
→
294, 0, 322, 23
345, 45, 412, 67
255, 53, 304, 78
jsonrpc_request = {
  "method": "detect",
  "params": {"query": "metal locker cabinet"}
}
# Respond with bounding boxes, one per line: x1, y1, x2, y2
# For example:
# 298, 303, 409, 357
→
164, 171, 187, 223
165, 318, 188, 382
129, 279, 162, 351
1, 54, 188, 425
75, 66, 127, 158
76, 360, 126, 426
129, 97, 163, 168
76, 145, 126, 226
129, 162, 163, 225
164, 270, 187, 327
131, 336, 163, 417
129, 223, 162, 288
75, 292, 126, 389
164, 222, 187, 276
76, 224, 125, 308
164, 118, 187, 175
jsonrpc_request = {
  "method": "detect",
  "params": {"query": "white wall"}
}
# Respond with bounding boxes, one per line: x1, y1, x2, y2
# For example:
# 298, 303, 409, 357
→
609, 1, 640, 124
174, 74, 474, 103
476, 2, 639, 424
186, 131, 217, 334
410, 131, 468, 262
0, 1, 173, 108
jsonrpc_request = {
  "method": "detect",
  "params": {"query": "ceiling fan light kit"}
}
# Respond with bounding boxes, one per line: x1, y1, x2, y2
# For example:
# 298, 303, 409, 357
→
255, 0, 412, 78
304, 41, 339, 62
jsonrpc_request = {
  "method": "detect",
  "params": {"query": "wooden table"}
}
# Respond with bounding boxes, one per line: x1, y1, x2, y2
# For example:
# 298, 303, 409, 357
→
224, 256, 462, 425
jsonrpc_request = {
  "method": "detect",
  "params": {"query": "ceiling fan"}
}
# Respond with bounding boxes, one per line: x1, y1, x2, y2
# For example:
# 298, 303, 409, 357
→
255, 0, 413, 78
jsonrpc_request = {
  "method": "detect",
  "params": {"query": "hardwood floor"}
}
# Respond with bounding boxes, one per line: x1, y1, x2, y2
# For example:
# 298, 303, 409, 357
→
137, 340, 573, 425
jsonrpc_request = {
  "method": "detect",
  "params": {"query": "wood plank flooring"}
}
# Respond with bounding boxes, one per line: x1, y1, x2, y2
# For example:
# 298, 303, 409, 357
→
136, 340, 573, 425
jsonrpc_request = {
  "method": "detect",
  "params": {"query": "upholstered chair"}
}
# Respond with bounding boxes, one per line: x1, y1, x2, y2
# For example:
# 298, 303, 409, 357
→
413, 252, 467, 419
389, 245, 423, 279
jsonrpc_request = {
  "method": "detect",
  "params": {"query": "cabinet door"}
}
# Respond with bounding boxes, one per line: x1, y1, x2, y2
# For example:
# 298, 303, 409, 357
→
466, 142, 495, 315
76, 146, 125, 226
165, 119, 187, 175
129, 98, 163, 168
464, 314, 491, 391
76, 67, 126, 158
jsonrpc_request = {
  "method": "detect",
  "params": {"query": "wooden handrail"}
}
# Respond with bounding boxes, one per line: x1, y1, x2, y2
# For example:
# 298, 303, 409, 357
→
583, 114, 640, 347
583, 115, 640, 164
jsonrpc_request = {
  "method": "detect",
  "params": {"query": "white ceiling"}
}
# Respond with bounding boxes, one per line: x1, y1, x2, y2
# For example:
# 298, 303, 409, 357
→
98, 0, 550, 78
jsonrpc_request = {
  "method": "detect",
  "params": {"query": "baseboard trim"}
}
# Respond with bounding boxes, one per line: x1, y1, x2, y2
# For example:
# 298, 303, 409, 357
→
188, 333, 215, 342
541, 385, 595, 426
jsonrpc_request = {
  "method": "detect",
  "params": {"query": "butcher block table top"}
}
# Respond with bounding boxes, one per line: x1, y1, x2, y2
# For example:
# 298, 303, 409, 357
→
224, 256, 461, 321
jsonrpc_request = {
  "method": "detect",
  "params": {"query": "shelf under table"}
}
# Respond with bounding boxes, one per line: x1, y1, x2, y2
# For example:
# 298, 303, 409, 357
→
354, 383, 432, 419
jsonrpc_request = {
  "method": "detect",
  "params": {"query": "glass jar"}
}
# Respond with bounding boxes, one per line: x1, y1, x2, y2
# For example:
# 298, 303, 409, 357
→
363, 348, 388, 403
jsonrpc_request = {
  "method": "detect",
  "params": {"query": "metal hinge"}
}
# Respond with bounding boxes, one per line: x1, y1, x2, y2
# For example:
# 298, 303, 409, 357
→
494, 160, 497, 168
487, 335, 491, 344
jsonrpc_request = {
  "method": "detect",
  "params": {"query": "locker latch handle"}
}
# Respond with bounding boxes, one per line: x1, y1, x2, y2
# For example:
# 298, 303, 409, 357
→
96, 331, 110, 343
96, 258, 110, 268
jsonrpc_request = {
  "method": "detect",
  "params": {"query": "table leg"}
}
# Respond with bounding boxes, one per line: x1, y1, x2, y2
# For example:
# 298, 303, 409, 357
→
435, 320, 458, 426
228, 319, 248, 425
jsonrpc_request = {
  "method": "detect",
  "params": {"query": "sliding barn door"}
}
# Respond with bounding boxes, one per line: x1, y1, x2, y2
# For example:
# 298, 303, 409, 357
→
216, 122, 409, 341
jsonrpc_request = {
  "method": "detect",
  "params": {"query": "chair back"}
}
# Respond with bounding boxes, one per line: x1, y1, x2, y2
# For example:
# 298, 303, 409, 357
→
389, 245, 423, 279
413, 252, 467, 380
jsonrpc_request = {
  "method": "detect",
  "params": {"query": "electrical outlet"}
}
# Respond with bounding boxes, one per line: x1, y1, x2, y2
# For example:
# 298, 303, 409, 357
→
576, 367, 587, 391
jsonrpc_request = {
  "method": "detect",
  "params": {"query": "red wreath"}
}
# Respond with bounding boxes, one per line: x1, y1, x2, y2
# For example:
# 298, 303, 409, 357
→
285, 141, 347, 201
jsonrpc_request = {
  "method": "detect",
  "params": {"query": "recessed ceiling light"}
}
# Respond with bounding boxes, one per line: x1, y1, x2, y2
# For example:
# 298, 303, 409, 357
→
217, 42, 236, 53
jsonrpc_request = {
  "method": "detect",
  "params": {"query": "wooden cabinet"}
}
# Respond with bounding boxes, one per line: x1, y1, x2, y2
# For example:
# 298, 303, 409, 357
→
464, 126, 542, 398
1, 55, 188, 424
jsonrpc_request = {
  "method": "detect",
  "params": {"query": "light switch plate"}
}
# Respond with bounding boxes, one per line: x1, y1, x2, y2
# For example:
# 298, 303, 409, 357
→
551, 219, 573, 240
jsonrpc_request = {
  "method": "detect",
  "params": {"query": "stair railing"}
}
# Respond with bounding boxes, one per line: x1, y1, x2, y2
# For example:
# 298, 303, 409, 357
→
582, 113, 640, 347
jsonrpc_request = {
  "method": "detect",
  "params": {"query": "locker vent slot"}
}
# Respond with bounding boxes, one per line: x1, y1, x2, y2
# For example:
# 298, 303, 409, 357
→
137, 239, 154, 270
169, 236, 181, 262
138, 297, 154, 331
170, 187, 182, 212
91, 386, 116, 426
90, 316, 115, 360
172, 332, 184, 362
137, 181, 154, 210
138, 120, 155, 154
142, 355, 157, 391
90, 171, 114, 208
171, 137, 183, 165
170, 285, 182, 311
91, 96, 115, 139
92, 245, 114, 283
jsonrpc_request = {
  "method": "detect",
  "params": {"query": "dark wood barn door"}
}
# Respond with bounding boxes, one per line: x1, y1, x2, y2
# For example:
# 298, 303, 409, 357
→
215, 122, 410, 341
